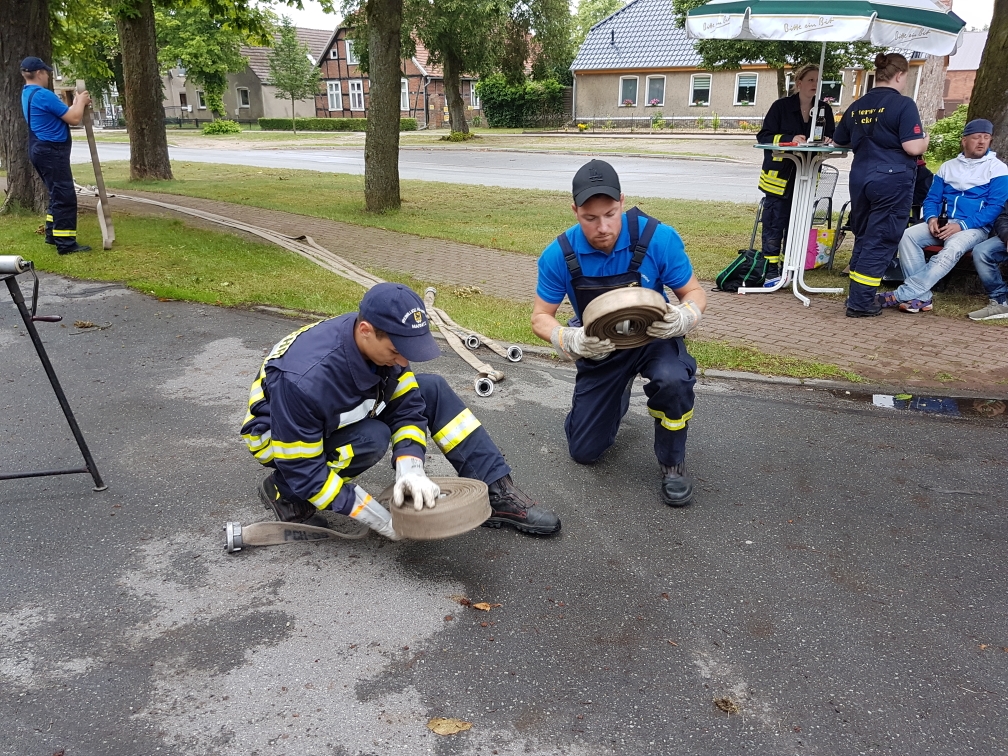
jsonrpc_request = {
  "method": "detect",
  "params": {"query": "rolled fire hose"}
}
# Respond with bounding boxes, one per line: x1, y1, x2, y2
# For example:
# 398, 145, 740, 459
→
0, 256, 31, 274
377, 477, 490, 540
582, 287, 667, 350
433, 305, 523, 363
423, 288, 504, 397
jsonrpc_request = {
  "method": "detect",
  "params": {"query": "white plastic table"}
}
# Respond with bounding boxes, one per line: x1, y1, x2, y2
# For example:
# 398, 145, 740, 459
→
744, 144, 849, 306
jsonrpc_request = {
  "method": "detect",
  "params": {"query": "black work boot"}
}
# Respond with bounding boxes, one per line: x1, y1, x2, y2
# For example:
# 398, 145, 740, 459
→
660, 462, 694, 507
57, 243, 92, 255
259, 475, 330, 528
485, 475, 561, 535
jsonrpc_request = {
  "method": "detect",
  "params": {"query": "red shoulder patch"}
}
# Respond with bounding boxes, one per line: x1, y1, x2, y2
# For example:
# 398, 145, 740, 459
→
914, 125, 922, 134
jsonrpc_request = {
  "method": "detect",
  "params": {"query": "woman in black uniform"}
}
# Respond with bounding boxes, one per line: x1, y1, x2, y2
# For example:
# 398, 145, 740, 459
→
833, 53, 930, 317
756, 64, 836, 286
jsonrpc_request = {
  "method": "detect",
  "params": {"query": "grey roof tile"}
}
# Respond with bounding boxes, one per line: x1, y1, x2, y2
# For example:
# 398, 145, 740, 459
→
242, 27, 334, 82
572, 0, 701, 72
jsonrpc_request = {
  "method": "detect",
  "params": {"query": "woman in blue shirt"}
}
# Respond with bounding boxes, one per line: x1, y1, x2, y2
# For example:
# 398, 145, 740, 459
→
833, 53, 929, 317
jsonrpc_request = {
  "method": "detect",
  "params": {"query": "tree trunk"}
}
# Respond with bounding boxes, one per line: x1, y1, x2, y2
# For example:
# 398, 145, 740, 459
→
442, 52, 469, 134
115, 0, 172, 180
363, 0, 402, 211
776, 69, 787, 99
967, 0, 1008, 157
915, 54, 947, 126
291, 95, 296, 134
0, 0, 49, 214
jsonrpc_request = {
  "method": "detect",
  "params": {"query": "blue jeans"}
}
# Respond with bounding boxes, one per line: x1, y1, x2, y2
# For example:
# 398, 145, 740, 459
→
894, 222, 990, 302
972, 235, 1008, 304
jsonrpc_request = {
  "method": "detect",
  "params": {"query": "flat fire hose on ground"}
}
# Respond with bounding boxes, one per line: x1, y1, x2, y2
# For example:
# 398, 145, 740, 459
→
431, 304, 523, 363
424, 288, 504, 397
77, 82, 114, 249
582, 287, 667, 350
73, 187, 511, 395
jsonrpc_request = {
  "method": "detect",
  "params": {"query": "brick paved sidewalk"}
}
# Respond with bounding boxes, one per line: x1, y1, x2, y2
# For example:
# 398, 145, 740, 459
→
82, 189, 1008, 391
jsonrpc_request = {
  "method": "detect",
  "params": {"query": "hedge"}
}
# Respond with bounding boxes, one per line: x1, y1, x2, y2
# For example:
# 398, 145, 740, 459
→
925, 104, 968, 164
475, 75, 566, 128
258, 117, 418, 132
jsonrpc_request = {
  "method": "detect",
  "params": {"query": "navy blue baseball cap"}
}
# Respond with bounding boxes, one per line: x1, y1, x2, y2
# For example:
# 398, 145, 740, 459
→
20, 57, 53, 73
963, 119, 993, 137
358, 283, 440, 362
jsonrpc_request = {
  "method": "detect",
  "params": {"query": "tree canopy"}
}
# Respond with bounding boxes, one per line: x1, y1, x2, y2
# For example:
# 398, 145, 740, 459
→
267, 16, 322, 132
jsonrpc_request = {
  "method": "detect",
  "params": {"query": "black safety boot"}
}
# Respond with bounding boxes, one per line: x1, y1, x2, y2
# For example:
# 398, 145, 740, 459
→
660, 462, 694, 507
259, 474, 330, 529
485, 475, 561, 535
57, 243, 92, 255
845, 305, 883, 318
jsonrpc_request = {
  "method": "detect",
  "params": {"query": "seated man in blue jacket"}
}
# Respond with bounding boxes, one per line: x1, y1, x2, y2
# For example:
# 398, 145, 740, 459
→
241, 283, 560, 538
880, 119, 1008, 313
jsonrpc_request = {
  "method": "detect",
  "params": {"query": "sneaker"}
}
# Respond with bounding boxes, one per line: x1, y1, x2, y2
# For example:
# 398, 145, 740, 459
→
57, 244, 92, 255
259, 475, 329, 528
485, 475, 561, 535
898, 298, 933, 313
660, 462, 694, 508
762, 276, 782, 288
968, 299, 1008, 321
878, 291, 901, 309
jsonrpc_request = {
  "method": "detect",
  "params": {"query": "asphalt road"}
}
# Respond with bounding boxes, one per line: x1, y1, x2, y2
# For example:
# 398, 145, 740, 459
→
72, 142, 854, 206
2, 274, 1005, 756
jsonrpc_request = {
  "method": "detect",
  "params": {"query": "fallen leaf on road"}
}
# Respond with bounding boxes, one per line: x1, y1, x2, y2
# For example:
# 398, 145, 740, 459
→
472, 602, 502, 612
427, 717, 472, 735
660, 592, 670, 601
714, 697, 741, 715
667, 640, 678, 646
979, 644, 988, 650
74, 320, 95, 329
449, 595, 471, 606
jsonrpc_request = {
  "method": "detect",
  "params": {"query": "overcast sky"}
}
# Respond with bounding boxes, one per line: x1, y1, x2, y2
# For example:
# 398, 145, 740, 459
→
275, 0, 996, 35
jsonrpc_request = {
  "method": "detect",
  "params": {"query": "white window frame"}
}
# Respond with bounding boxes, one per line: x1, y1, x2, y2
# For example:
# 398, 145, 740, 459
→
349, 79, 364, 111
820, 78, 843, 105
327, 80, 342, 111
345, 39, 359, 66
734, 72, 758, 105
690, 74, 711, 107
470, 84, 479, 109
401, 78, 409, 111
645, 75, 665, 107
196, 90, 207, 110
237, 87, 250, 108
619, 76, 639, 107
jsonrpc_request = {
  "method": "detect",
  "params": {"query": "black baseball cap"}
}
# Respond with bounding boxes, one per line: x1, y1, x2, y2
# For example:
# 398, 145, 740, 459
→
572, 159, 621, 207
358, 283, 440, 362
20, 57, 53, 73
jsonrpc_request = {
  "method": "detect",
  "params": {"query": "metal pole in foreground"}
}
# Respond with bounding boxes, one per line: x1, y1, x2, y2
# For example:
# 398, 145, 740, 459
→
3, 274, 107, 491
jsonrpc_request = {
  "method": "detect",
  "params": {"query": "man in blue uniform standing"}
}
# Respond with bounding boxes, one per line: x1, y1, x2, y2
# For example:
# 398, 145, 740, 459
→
20, 56, 92, 254
532, 160, 706, 507
242, 283, 561, 538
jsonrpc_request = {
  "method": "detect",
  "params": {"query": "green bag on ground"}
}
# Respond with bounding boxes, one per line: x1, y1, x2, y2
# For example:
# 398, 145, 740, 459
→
715, 248, 767, 292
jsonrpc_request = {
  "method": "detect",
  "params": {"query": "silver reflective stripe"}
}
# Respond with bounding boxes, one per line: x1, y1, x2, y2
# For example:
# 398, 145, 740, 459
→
338, 399, 376, 429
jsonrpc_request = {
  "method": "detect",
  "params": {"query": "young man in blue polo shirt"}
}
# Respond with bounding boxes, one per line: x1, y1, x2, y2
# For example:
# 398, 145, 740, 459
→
20, 56, 92, 254
532, 160, 707, 507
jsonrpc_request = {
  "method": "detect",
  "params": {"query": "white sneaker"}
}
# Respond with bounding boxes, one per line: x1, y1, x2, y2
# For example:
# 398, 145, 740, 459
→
968, 299, 1008, 321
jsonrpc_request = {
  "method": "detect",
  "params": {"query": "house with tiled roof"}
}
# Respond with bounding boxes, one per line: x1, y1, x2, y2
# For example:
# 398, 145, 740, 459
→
162, 27, 332, 122
314, 28, 482, 128
571, 0, 925, 125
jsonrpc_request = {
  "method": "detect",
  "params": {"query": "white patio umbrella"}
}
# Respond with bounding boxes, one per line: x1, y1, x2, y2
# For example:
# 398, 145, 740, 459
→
685, 0, 966, 136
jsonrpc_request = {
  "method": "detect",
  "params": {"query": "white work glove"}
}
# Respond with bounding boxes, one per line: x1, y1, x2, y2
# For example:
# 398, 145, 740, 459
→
392, 456, 440, 511
550, 325, 615, 361
348, 485, 400, 540
646, 300, 702, 339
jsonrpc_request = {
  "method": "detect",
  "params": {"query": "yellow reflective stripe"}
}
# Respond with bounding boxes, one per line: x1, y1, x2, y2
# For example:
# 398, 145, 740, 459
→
243, 429, 271, 452
45, 214, 53, 221
648, 407, 695, 432
392, 424, 426, 447
849, 271, 882, 287
432, 409, 481, 453
759, 169, 788, 195
52, 229, 76, 237
773, 134, 782, 145
271, 438, 324, 460
763, 254, 782, 263
327, 443, 354, 474
391, 371, 419, 400
308, 469, 344, 509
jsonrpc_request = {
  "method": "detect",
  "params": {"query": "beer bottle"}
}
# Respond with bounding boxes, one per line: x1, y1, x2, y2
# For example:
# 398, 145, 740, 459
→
937, 199, 948, 229
813, 103, 828, 142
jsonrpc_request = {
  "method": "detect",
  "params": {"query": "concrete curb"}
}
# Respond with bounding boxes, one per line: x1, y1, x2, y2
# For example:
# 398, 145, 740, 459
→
397, 145, 749, 165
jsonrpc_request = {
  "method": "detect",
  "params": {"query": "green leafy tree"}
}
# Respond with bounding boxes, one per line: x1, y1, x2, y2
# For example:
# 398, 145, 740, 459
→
573, 0, 623, 49
672, 0, 879, 97
267, 17, 322, 133
51, 0, 123, 107
967, 0, 1007, 158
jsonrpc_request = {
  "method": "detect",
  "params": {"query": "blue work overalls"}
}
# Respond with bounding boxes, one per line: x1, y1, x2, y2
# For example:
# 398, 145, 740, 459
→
556, 208, 697, 467
25, 88, 79, 252
844, 88, 916, 312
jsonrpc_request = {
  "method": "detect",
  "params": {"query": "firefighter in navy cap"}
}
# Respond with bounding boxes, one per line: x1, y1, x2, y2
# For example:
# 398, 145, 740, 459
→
20, 56, 92, 254
532, 159, 706, 508
241, 283, 561, 538
832, 52, 930, 317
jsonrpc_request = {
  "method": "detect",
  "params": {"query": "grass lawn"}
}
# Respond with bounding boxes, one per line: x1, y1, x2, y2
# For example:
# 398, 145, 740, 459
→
0, 210, 861, 380
88, 160, 756, 282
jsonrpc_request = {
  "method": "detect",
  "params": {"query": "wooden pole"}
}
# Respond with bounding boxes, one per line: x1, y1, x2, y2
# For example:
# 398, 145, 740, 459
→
76, 80, 114, 249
